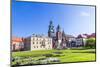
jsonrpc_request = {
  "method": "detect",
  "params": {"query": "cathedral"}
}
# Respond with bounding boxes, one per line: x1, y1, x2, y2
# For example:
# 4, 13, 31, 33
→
48, 21, 69, 49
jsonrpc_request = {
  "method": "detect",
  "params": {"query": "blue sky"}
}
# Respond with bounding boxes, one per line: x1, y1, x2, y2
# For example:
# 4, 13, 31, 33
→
12, 0, 95, 37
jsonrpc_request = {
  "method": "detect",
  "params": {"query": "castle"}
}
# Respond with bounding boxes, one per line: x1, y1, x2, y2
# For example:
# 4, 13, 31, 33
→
12, 21, 95, 51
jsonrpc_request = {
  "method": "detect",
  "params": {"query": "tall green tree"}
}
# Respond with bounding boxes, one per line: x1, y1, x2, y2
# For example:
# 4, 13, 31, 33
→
85, 38, 95, 48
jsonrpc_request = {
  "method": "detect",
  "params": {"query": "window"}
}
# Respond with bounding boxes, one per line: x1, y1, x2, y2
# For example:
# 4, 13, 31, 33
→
33, 42, 34, 44
49, 45, 50, 48
40, 42, 41, 44
43, 39, 45, 41
37, 42, 38, 44
34, 46, 35, 48
13, 44, 15, 50
43, 46, 45, 48
40, 46, 42, 48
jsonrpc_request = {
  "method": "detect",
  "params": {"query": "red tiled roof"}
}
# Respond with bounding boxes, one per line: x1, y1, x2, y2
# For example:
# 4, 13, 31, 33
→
87, 33, 95, 38
77, 33, 95, 38
12, 36, 24, 42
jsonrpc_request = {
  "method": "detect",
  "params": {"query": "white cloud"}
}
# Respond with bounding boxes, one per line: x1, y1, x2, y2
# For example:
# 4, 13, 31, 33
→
80, 12, 90, 17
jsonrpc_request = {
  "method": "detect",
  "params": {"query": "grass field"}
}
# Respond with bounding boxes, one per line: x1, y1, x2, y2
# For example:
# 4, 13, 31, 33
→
12, 48, 96, 66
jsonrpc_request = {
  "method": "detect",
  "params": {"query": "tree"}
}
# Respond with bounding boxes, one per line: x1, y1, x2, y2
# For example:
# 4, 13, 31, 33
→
85, 38, 95, 48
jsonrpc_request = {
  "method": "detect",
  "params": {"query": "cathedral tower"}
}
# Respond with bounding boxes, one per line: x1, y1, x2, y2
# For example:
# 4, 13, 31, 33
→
56, 24, 62, 40
48, 21, 56, 48
62, 30, 67, 48
56, 24, 62, 49
48, 21, 55, 38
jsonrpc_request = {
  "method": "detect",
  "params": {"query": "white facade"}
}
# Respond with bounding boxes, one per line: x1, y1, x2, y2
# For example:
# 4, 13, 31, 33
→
13, 42, 24, 51
75, 38, 83, 46
75, 38, 86, 46
24, 35, 52, 51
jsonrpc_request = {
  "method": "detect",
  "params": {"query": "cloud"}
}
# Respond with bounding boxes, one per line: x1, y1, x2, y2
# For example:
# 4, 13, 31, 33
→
80, 12, 90, 17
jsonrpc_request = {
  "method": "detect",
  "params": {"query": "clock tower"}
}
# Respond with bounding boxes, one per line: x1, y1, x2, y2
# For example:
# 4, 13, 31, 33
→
48, 21, 55, 38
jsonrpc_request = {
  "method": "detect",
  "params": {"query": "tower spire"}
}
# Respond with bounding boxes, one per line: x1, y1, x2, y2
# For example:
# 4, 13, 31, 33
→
57, 24, 61, 32
62, 29, 65, 36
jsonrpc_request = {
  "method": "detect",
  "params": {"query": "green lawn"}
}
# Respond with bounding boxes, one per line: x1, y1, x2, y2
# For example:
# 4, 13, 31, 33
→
12, 49, 96, 66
